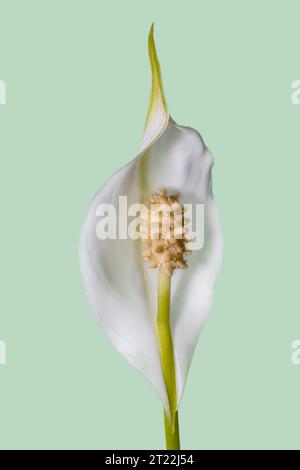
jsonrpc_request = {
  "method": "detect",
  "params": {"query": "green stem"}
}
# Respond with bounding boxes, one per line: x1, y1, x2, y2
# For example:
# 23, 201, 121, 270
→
156, 270, 180, 450
164, 410, 180, 450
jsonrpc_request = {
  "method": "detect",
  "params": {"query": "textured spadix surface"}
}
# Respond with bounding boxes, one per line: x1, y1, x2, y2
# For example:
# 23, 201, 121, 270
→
79, 25, 223, 415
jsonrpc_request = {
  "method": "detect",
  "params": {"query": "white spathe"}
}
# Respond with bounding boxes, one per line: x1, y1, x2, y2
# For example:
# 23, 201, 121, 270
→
79, 26, 223, 416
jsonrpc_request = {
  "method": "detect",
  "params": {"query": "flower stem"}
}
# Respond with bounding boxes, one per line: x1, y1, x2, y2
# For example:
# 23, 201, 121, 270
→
156, 270, 180, 450
164, 410, 180, 450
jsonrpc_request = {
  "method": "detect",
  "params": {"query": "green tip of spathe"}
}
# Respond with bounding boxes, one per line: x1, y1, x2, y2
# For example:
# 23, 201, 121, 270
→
148, 22, 156, 58
149, 22, 155, 35
144, 22, 168, 128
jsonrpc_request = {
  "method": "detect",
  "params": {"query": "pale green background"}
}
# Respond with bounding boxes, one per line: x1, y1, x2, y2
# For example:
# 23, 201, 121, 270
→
0, 0, 299, 450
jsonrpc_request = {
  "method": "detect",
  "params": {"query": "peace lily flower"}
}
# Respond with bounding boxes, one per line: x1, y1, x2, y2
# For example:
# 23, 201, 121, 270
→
79, 24, 223, 449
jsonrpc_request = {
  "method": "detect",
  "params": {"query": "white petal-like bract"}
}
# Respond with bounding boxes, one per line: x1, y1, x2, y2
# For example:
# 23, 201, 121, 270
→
79, 25, 223, 414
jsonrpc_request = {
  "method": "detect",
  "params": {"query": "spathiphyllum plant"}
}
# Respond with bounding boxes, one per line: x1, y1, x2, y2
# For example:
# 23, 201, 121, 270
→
79, 24, 223, 450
